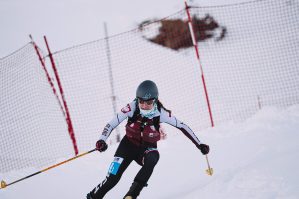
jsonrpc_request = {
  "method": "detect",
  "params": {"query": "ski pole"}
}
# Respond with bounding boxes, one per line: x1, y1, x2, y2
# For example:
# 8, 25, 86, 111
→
0, 148, 96, 189
205, 155, 213, 176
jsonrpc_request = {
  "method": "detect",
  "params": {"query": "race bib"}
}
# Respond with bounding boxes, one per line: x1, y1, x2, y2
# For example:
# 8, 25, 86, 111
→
108, 157, 124, 175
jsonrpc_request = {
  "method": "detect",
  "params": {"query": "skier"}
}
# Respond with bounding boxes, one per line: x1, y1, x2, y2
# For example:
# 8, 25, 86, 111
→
87, 80, 210, 199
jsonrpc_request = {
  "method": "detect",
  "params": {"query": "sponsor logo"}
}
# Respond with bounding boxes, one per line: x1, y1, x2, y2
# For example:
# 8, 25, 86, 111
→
93, 184, 101, 194
143, 93, 152, 100
102, 124, 111, 136
121, 104, 131, 113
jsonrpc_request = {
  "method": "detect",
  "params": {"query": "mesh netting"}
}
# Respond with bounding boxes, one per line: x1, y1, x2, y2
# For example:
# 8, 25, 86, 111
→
189, 0, 299, 124
0, 44, 73, 173
50, 0, 299, 152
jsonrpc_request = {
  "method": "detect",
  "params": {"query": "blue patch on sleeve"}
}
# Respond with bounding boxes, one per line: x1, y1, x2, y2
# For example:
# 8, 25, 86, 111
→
108, 157, 123, 175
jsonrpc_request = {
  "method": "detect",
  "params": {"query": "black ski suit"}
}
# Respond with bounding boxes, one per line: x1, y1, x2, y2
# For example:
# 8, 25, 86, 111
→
88, 100, 203, 198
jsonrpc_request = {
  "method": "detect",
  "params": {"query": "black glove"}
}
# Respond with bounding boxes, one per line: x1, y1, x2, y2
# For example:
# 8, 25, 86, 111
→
198, 144, 210, 155
96, 140, 108, 152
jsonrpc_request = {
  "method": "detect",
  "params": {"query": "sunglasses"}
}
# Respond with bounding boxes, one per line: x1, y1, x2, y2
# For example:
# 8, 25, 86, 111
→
138, 99, 155, 105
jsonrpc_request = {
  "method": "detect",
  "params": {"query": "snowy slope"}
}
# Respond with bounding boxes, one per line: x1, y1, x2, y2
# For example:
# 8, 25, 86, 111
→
1, 105, 299, 198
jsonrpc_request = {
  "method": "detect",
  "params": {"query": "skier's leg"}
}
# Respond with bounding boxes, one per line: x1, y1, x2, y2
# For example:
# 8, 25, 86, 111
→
87, 137, 135, 199
124, 149, 160, 198
88, 156, 131, 199
135, 149, 160, 184
123, 181, 145, 199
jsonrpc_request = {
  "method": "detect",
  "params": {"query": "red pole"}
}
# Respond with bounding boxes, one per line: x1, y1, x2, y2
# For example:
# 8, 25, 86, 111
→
43, 36, 79, 155
29, 35, 66, 118
184, 1, 214, 127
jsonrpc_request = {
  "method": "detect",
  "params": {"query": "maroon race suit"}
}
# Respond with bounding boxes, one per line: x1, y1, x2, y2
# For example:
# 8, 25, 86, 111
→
99, 101, 202, 148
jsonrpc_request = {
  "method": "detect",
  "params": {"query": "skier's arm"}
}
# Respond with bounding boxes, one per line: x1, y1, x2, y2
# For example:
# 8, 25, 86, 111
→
160, 109, 202, 148
99, 102, 135, 141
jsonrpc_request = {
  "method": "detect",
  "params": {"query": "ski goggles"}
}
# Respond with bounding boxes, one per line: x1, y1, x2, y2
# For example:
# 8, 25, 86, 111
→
138, 98, 155, 105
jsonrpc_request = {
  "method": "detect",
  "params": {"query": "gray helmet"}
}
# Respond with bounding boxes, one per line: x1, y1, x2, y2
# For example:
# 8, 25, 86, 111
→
136, 80, 159, 100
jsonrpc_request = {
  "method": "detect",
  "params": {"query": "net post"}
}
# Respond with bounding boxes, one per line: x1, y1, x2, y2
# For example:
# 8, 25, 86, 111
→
104, 22, 121, 143
184, 0, 214, 127
29, 35, 66, 118
43, 36, 79, 155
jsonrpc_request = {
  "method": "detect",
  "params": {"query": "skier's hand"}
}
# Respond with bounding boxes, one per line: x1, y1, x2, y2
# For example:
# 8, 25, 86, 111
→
198, 144, 209, 155
96, 140, 108, 152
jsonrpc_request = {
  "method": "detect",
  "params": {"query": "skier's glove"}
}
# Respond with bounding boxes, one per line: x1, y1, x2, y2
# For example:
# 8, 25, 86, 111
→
96, 140, 108, 152
198, 144, 210, 155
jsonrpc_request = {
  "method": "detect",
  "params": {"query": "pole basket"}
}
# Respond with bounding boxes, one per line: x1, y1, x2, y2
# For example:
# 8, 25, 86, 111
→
1, 180, 7, 189
206, 168, 213, 176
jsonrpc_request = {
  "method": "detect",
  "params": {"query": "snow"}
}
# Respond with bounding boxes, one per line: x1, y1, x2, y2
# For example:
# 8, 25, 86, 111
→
1, 105, 299, 198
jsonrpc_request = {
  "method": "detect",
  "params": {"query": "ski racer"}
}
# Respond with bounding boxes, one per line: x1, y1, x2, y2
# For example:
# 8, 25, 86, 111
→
87, 80, 210, 199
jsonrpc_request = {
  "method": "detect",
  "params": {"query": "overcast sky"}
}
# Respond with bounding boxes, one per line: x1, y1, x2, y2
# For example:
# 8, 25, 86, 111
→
0, 0, 249, 57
